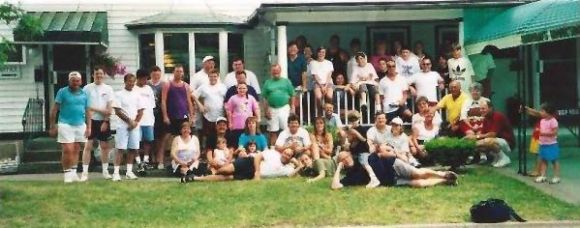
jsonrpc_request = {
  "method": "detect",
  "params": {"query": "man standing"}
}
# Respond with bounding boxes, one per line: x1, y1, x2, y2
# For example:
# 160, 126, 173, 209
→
448, 43, 475, 92
112, 73, 145, 181
408, 57, 445, 104
148, 66, 167, 170
191, 56, 215, 132
376, 59, 412, 121
287, 41, 307, 110
159, 65, 195, 169
193, 69, 227, 141
135, 69, 156, 172
80, 68, 114, 181
49, 71, 91, 183
395, 46, 420, 80
262, 64, 295, 146
431, 80, 468, 135
224, 58, 261, 94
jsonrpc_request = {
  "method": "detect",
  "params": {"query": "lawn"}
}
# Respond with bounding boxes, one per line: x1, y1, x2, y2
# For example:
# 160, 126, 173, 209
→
1, 167, 579, 227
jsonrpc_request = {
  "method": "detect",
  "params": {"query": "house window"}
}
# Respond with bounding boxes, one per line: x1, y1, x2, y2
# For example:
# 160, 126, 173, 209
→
163, 33, 189, 76
228, 33, 244, 72
194, 33, 219, 72
138, 34, 155, 70
5, 44, 25, 64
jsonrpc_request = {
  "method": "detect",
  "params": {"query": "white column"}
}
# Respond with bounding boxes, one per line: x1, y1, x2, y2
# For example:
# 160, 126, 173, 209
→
277, 25, 288, 78
458, 21, 465, 47
531, 44, 541, 108
189, 32, 196, 84
154, 31, 165, 75
219, 31, 228, 80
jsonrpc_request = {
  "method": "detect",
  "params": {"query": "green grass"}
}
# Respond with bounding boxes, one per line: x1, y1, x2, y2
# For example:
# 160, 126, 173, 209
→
1, 167, 579, 227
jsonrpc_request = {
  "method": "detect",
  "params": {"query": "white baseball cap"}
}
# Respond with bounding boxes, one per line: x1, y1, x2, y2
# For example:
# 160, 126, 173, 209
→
68, 71, 82, 80
216, 116, 228, 123
391, 117, 404, 125
202, 56, 214, 63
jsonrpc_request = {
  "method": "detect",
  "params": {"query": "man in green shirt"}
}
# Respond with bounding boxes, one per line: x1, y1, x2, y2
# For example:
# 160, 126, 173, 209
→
262, 64, 296, 146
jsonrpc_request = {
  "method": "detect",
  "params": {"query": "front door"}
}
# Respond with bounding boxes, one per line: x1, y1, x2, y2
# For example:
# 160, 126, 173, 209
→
52, 45, 88, 91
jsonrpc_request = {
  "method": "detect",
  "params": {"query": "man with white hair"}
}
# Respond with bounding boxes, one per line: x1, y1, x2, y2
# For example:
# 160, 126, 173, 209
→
49, 71, 91, 183
190, 56, 215, 132
80, 67, 114, 181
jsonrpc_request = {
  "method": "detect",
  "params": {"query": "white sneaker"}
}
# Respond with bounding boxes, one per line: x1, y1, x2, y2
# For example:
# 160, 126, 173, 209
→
366, 178, 381, 189
64, 171, 73, 183
102, 170, 112, 180
549, 177, 561, 184
112, 173, 122, 182
157, 163, 165, 170
125, 172, 138, 180
478, 154, 488, 164
79, 172, 89, 182
535, 176, 546, 183
493, 155, 511, 168
70, 171, 80, 182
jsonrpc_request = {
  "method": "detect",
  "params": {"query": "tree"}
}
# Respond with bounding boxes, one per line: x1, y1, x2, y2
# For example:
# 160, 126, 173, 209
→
0, 3, 42, 67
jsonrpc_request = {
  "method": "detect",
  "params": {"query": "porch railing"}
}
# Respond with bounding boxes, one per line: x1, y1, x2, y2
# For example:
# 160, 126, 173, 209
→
21, 98, 44, 148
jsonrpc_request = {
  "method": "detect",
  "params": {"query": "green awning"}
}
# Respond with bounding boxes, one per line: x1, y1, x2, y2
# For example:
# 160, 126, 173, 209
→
14, 12, 108, 46
465, 0, 580, 54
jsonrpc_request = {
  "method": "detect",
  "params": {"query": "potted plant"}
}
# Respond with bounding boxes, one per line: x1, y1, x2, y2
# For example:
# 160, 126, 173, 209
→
424, 137, 476, 172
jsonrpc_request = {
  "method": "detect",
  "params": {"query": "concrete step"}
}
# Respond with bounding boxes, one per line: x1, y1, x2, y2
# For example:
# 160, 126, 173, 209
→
22, 149, 62, 163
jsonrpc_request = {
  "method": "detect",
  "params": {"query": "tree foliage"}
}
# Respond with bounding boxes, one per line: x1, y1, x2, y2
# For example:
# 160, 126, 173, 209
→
0, 3, 42, 67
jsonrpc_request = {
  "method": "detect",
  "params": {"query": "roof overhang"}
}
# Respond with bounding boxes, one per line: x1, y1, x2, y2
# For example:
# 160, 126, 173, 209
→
125, 12, 255, 30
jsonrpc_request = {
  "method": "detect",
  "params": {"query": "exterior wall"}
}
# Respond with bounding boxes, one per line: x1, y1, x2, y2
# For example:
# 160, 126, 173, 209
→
243, 25, 272, 84
0, 0, 259, 133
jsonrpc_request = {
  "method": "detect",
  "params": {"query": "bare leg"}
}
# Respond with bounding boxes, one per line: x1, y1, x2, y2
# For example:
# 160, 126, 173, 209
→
325, 87, 334, 103
364, 164, 380, 188
100, 141, 111, 164
409, 178, 448, 188
216, 164, 235, 175
194, 175, 234, 181
156, 133, 171, 166
72, 143, 81, 170
82, 139, 94, 166
127, 149, 136, 165
61, 143, 76, 170
411, 168, 447, 179
539, 160, 547, 177
552, 161, 560, 178
115, 149, 124, 167
268, 132, 278, 147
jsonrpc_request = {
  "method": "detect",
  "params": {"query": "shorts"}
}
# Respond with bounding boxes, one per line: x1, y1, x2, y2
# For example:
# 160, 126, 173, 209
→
153, 112, 166, 136
393, 158, 417, 180
356, 152, 371, 166
356, 83, 376, 94
169, 118, 189, 135
233, 157, 255, 180
57, 123, 87, 143
386, 108, 404, 123
88, 120, 112, 141
115, 127, 141, 150
539, 143, 560, 162
140, 125, 154, 142
267, 104, 290, 132
202, 118, 217, 137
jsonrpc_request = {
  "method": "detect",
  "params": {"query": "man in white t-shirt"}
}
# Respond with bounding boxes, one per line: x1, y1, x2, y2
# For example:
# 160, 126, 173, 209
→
193, 69, 227, 141
224, 58, 261, 94
275, 114, 312, 157
112, 73, 145, 181
395, 46, 420, 80
190, 56, 215, 131
80, 67, 114, 181
408, 57, 444, 103
448, 43, 475, 92
376, 59, 412, 121
135, 69, 157, 173
350, 52, 379, 108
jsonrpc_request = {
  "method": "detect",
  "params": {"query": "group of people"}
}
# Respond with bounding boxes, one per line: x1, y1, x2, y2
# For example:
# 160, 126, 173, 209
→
48, 34, 561, 187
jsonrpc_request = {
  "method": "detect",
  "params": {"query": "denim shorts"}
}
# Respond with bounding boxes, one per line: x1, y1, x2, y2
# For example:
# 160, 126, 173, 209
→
539, 143, 560, 162
140, 125, 154, 142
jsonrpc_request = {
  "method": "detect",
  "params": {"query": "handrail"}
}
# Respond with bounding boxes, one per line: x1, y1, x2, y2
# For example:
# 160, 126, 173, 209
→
21, 98, 44, 149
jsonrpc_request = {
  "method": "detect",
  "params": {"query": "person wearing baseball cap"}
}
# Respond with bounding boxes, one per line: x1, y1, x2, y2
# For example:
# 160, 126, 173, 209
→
205, 116, 237, 168
190, 55, 217, 135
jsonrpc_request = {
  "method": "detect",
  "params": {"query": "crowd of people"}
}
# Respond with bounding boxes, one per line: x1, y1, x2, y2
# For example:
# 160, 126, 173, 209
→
48, 34, 561, 187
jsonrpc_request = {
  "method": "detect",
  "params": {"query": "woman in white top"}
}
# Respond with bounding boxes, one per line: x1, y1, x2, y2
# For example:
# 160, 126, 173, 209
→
411, 110, 440, 159
308, 47, 334, 115
170, 122, 203, 182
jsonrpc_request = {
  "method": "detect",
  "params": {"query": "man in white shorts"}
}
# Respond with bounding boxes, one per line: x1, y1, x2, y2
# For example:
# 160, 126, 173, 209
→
80, 67, 114, 181
49, 71, 91, 183
262, 64, 295, 146
112, 73, 145, 181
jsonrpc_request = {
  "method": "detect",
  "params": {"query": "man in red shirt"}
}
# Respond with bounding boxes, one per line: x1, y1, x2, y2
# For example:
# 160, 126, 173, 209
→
465, 101, 513, 167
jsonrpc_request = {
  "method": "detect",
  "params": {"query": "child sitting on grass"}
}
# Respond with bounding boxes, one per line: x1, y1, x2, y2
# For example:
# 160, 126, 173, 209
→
236, 141, 260, 158
523, 103, 561, 184
210, 137, 232, 174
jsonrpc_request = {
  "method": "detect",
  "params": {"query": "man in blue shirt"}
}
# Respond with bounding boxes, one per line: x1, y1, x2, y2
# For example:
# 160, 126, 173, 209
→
49, 71, 91, 183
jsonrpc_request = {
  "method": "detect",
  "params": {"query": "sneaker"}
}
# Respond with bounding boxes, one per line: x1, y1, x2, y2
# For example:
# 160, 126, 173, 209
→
144, 162, 154, 170
493, 156, 511, 168
478, 154, 488, 165
157, 163, 165, 170
549, 177, 561, 184
184, 174, 195, 183
70, 171, 80, 182
64, 171, 73, 183
112, 173, 122, 182
137, 163, 146, 173
366, 178, 381, 189
125, 172, 138, 180
102, 170, 112, 180
79, 172, 89, 182
534, 176, 546, 183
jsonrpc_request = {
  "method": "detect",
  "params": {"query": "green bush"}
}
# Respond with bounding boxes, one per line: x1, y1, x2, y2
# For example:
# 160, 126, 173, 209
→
424, 137, 476, 171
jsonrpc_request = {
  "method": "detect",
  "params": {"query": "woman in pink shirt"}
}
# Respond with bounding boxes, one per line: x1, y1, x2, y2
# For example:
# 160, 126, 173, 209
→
225, 83, 261, 142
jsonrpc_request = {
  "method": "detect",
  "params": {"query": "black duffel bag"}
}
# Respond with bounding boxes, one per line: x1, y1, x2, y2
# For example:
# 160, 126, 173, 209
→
470, 198, 526, 223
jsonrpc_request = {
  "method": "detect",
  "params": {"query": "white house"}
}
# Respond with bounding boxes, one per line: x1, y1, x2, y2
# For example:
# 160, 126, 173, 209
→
0, 0, 578, 135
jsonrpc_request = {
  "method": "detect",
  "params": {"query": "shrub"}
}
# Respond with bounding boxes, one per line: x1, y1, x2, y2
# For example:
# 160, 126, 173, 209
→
424, 137, 476, 171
